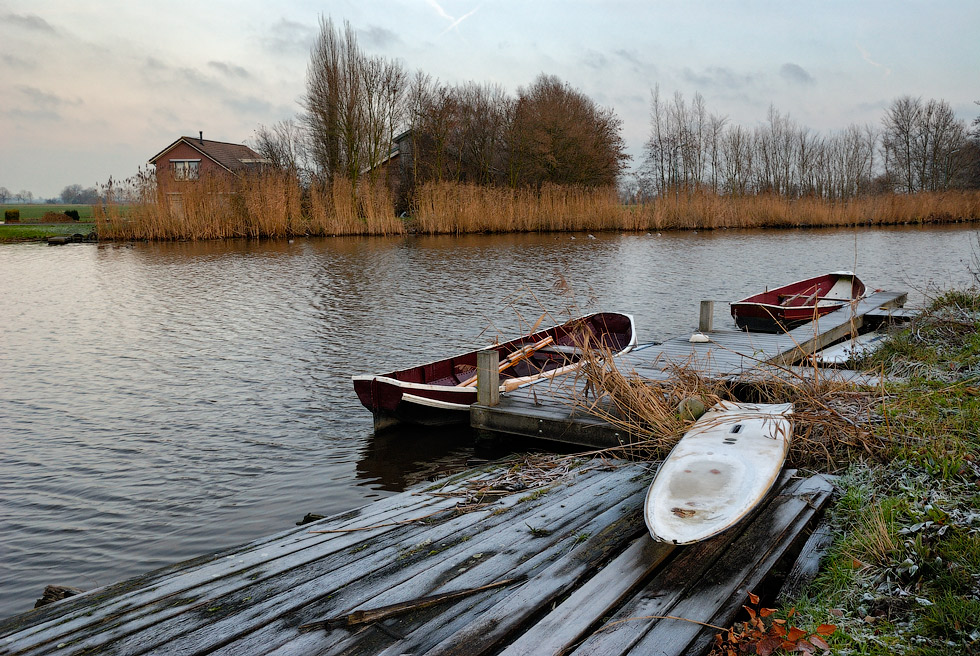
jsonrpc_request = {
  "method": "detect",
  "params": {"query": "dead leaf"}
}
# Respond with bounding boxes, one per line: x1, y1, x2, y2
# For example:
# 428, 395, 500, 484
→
809, 635, 831, 650
815, 623, 837, 636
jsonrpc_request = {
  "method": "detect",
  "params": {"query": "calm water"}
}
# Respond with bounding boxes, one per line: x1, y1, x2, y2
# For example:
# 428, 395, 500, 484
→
1, 225, 977, 618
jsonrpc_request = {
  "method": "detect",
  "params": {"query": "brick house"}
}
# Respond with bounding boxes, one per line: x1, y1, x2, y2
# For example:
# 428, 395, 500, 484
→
149, 132, 269, 191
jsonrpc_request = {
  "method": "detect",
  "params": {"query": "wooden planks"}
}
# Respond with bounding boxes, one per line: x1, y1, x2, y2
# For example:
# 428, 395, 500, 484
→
0, 460, 834, 656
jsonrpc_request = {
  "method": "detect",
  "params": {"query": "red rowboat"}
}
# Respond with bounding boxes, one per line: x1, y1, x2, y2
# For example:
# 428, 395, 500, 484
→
730, 272, 866, 332
353, 312, 636, 430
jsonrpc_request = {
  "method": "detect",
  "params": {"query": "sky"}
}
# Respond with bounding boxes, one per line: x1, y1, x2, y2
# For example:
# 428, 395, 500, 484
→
1, 0, 978, 200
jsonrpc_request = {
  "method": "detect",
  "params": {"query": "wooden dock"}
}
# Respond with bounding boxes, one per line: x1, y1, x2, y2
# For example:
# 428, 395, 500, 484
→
0, 458, 834, 656
472, 291, 908, 449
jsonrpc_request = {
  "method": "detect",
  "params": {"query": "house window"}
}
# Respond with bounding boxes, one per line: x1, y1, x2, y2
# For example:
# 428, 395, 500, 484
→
171, 159, 200, 180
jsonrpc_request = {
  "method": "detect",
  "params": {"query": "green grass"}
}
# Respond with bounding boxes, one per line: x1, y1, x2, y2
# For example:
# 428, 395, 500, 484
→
776, 289, 980, 653
2, 204, 95, 221
0, 222, 96, 243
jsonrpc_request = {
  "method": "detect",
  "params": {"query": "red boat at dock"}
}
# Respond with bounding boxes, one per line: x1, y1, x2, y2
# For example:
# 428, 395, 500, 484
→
353, 312, 636, 430
730, 272, 866, 332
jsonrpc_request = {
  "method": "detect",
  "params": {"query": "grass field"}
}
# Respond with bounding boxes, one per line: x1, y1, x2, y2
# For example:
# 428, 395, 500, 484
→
2, 203, 96, 221
0, 222, 96, 243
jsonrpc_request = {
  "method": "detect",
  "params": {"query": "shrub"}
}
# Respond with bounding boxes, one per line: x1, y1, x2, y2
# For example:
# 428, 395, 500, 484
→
40, 212, 73, 223
4, 209, 20, 223
65, 209, 80, 221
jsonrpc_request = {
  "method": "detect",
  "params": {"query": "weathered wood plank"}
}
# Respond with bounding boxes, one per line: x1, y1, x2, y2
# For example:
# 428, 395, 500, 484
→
368, 485, 653, 656
276, 467, 655, 656
0, 490, 465, 653
568, 474, 829, 656
624, 475, 834, 656
1, 463, 619, 655
776, 515, 836, 604
131, 464, 649, 656
498, 536, 674, 656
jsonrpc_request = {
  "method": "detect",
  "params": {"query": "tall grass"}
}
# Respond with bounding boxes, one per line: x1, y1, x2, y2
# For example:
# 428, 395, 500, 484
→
95, 169, 980, 241
97, 171, 402, 240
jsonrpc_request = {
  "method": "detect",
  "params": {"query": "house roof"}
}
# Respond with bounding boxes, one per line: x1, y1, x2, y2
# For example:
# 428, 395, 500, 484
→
149, 137, 269, 173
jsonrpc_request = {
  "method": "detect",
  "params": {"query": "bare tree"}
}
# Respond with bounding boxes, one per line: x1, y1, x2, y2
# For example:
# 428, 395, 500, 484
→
882, 95, 967, 192
302, 16, 406, 186
253, 119, 309, 173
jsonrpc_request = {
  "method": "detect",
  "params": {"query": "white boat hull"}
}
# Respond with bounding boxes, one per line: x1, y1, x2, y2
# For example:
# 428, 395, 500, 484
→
644, 401, 793, 545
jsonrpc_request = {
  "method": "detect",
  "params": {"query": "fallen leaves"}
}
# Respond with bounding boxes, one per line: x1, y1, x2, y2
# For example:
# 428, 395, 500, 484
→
709, 592, 838, 655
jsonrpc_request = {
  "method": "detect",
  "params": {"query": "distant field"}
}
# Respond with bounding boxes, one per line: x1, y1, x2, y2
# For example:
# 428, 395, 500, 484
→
0, 222, 97, 243
2, 203, 97, 221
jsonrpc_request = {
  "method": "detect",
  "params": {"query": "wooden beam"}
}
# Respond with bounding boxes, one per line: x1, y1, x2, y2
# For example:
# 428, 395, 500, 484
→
476, 349, 500, 407
699, 300, 714, 333
765, 291, 906, 367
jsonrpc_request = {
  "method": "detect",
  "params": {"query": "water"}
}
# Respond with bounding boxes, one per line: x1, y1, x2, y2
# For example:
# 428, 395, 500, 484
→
1, 225, 977, 619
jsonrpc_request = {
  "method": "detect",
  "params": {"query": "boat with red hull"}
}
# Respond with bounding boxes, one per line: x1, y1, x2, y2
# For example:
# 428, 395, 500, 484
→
731, 272, 866, 332
353, 312, 636, 430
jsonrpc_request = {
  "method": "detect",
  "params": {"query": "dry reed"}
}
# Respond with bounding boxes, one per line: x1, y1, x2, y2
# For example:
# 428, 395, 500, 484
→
96, 169, 980, 241
571, 338, 893, 471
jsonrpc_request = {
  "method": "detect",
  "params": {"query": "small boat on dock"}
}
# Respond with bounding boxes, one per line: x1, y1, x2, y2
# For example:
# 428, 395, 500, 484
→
644, 401, 794, 545
353, 312, 636, 430
731, 271, 866, 332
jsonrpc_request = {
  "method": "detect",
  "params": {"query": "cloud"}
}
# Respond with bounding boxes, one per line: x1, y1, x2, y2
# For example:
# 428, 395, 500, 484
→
263, 18, 316, 55
0, 12, 56, 34
614, 49, 650, 74
208, 61, 251, 79
359, 25, 402, 50
582, 50, 611, 71
221, 94, 275, 116
682, 66, 756, 90
1, 53, 37, 71
15, 85, 82, 109
780, 63, 815, 85
2, 85, 81, 121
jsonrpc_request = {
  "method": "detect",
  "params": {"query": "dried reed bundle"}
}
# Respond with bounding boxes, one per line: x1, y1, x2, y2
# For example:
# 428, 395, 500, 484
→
574, 339, 893, 471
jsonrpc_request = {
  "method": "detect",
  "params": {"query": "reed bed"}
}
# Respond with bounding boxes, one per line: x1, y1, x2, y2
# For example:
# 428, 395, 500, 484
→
96, 172, 402, 241
410, 182, 626, 234
632, 189, 980, 230
96, 169, 980, 241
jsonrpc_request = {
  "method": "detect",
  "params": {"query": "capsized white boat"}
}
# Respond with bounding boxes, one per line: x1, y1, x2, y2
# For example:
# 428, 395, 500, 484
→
644, 401, 794, 545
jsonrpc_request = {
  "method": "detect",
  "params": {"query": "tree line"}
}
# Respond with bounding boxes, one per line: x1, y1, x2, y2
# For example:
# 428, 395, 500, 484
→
0, 185, 102, 205
634, 89, 979, 201
253, 15, 980, 211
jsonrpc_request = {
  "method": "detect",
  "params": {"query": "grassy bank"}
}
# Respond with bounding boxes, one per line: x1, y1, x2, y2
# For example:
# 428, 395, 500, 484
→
0, 222, 96, 243
93, 172, 980, 241
788, 290, 980, 655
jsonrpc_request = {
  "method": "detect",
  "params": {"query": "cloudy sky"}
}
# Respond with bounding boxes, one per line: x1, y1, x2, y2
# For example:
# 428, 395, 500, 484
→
1, 0, 977, 199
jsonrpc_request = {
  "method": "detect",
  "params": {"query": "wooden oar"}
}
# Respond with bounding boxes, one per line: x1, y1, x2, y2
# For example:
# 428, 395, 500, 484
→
459, 335, 555, 387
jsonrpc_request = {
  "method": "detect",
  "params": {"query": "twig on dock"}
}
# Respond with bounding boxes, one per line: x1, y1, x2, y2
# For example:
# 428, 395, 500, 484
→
298, 576, 526, 631
308, 507, 452, 534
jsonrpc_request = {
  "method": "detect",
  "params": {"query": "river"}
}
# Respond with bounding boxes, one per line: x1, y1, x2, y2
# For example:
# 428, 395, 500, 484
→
0, 224, 977, 619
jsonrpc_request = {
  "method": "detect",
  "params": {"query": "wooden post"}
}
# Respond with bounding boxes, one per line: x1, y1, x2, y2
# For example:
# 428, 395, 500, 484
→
699, 300, 714, 333
476, 349, 500, 407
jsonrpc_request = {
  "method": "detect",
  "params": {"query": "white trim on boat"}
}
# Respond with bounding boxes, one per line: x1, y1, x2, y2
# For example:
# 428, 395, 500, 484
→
400, 393, 471, 411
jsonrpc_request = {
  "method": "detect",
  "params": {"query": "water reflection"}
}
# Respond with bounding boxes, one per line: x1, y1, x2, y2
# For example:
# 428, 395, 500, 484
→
0, 224, 977, 618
